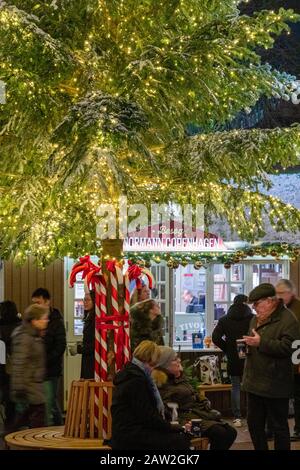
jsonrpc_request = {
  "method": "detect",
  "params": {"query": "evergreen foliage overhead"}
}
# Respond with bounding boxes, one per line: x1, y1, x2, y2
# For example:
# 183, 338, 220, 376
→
0, 1, 300, 264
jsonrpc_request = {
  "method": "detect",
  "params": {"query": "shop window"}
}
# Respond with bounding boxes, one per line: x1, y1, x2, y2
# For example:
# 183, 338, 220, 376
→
151, 263, 168, 341
173, 264, 206, 347
252, 263, 283, 287
214, 303, 228, 320
74, 272, 84, 336
213, 264, 245, 321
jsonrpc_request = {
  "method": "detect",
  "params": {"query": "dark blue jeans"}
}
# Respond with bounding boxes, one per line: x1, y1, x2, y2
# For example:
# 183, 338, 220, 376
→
44, 377, 63, 426
230, 376, 241, 419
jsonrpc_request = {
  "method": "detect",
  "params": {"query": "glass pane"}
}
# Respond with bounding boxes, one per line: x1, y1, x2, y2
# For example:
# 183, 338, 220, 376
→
214, 303, 228, 321
75, 282, 84, 299
160, 284, 166, 300
231, 264, 244, 282
214, 264, 227, 282
74, 300, 84, 336
74, 318, 84, 336
160, 266, 166, 282
174, 313, 204, 342
160, 302, 166, 316
214, 283, 228, 302
253, 263, 283, 288
173, 264, 206, 348
230, 284, 244, 302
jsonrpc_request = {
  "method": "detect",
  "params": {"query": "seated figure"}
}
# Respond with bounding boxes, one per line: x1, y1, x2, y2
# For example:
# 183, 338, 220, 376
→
152, 346, 237, 450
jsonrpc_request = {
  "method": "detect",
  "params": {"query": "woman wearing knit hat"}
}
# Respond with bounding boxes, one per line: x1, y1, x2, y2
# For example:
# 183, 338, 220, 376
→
111, 340, 190, 450
7, 303, 48, 433
152, 346, 237, 450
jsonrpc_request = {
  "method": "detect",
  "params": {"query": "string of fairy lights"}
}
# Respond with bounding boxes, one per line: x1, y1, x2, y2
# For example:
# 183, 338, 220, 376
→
124, 243, 300, 269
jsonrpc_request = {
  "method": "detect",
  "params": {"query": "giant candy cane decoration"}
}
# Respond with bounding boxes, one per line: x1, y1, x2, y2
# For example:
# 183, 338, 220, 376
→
69, 256, 109, 438
69, 257, 155, 438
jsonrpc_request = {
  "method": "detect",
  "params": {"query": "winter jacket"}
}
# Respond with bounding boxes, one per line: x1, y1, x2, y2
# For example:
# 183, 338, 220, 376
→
130, 306, 164, 351
212, 303, 254, 376
10, 322, 46, 405
242, 302, 300, 398
152, 369, 224, 432
44, 307, 66, 378
80, 310, 95, 379
0, 317, 21, 384
287, 297, 300, 323
111, 362, 189, 450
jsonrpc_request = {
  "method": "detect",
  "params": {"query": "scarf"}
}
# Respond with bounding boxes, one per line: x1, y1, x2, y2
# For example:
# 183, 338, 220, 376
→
132, 357, 165, 419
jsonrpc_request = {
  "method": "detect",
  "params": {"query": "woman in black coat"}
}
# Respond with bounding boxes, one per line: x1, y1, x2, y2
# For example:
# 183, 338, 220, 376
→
0, 301, 21, 426
130, 299, 164, 351
111, 340, 190, 450
212, 294, 253, 426
78, 291, 95, 379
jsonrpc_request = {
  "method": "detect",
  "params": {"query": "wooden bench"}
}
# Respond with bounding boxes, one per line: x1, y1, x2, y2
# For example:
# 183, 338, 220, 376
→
198, 383, 232, 398
5, 380, 113, 450
197, 383, 248, 417
5, 379, 209, 451
4, 426, 111, 450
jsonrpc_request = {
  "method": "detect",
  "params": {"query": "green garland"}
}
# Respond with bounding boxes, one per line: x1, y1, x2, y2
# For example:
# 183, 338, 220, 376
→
126, 242, 300, 269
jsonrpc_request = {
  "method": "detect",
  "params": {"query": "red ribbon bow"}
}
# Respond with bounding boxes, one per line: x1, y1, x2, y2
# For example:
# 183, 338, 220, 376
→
95, 314, 130, 371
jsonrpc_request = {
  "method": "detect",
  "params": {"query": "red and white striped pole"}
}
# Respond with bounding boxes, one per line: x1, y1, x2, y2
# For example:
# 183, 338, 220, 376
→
98, 274, 109, 439
123, 272, 131, 364
109, 270, 119, 364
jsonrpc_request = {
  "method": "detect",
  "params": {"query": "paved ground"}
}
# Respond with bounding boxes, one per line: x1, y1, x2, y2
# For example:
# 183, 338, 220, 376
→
230, 418, 300, 450
1, 419, 300, 451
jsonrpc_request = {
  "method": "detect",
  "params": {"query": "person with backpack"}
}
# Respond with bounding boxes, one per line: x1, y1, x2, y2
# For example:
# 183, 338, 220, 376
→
212, 294, 253, 427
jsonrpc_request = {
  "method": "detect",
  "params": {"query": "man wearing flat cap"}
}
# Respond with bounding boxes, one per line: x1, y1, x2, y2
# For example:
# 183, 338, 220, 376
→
242, 283, 300, 450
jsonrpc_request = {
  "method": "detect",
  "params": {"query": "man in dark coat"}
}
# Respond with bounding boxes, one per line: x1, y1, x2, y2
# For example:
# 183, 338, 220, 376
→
212, 294, 253, 426
242, 283, 300, 450
182, 290, 201, 313
276, 279, 300, 441
111, 340, 190, 450
32, 288, 66, 425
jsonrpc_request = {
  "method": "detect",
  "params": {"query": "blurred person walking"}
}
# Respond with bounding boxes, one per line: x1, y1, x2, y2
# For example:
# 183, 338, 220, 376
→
0, 301, 21, 427
8, 304, 48, 432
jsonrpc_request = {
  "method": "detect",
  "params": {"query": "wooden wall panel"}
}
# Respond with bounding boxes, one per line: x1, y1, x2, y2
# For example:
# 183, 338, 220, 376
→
4, 257, 64, 316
